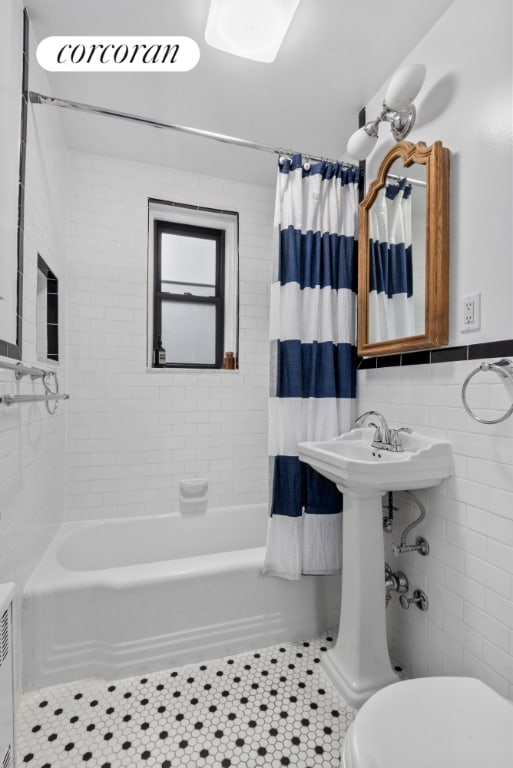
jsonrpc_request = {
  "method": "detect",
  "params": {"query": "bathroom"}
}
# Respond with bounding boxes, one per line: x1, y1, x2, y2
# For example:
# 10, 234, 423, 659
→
0, 0, 512, 765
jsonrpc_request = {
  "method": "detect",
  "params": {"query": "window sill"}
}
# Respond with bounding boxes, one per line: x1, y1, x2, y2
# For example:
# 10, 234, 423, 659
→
146, 367, 239, 375
36, 356, 60, 367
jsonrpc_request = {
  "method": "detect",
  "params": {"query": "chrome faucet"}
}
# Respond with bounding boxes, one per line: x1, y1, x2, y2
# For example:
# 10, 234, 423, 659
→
355, 411, 412, 452
354, 410, 391, 449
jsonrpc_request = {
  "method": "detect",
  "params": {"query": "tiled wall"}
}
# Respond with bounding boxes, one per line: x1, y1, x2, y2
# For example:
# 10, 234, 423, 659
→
0, 3, 67, 696
65, 152, 274, 520
358, 0, 513, 697
358, 358, 513, 697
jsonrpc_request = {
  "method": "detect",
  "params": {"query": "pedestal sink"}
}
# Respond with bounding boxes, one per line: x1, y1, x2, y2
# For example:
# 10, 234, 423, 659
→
298, 426, 452, 708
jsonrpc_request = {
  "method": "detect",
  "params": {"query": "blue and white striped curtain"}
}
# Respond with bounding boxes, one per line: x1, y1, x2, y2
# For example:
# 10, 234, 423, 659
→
368, 179, 415, 343
263, 155, 360, 581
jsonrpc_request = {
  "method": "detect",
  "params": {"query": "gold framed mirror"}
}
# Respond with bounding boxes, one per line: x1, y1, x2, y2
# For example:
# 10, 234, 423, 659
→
357, 140, 450, 357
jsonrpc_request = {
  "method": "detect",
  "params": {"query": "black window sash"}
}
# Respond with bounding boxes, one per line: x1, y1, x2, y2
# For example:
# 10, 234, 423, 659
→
154, 221, 225, 368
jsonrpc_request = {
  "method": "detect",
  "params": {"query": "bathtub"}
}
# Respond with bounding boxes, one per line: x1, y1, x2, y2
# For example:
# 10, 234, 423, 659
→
22, 504, 340, 691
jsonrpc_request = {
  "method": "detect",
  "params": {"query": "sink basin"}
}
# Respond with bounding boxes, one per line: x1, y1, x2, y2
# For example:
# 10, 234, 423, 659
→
298, 424, 453, 708
298, 426, 453, 492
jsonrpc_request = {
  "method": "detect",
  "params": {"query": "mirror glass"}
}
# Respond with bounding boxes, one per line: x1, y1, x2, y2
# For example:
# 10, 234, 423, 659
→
367, 158, 426, 343
358, 140, 450, 357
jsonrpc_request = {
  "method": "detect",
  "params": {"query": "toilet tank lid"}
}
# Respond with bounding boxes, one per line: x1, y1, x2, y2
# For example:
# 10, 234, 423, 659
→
345, 677, 513, 768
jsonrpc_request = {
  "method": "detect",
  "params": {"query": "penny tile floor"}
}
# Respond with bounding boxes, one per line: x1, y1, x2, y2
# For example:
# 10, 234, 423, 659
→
16, 633, 356, 768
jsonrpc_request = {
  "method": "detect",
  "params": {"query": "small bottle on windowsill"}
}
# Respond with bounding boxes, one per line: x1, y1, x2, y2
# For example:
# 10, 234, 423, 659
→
223, 351, 235, 370
154, 337, 166, 367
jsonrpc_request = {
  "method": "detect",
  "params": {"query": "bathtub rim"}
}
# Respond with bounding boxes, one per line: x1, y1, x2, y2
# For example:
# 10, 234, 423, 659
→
25, 503, 270, 595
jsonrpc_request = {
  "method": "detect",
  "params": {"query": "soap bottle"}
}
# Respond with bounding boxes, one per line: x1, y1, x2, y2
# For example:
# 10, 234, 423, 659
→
154, 337, 166, 367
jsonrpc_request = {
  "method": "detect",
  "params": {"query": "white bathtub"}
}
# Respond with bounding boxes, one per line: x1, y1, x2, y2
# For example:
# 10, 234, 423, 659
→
22, 504, 340, 691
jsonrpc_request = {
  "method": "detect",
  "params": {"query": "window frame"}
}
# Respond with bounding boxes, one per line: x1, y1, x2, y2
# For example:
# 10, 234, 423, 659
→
153, 220, 225, 369
147, 199, 239, 371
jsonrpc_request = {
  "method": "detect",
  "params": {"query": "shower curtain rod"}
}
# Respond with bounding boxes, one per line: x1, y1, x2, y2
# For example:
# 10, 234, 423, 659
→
29, 91, 357, 170
386, 171, 426, 188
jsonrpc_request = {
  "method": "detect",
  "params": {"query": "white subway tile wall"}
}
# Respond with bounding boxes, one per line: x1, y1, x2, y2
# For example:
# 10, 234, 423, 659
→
358, 360, 513, 698
65, 151, 275, 520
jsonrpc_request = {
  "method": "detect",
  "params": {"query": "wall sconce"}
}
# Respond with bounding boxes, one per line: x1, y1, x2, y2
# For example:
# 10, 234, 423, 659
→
347, 64, 426, 160
205, 0, 301, 63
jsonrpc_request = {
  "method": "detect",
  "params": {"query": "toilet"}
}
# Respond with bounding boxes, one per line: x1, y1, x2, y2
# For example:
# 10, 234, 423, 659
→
342, 676, 513, 768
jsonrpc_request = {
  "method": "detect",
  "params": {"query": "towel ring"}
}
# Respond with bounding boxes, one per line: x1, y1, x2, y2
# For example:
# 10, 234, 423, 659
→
461, 359, 513, 424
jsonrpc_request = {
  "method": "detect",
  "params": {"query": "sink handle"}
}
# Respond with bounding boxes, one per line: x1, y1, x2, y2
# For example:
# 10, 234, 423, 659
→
368, 422, 384, 447
390, 427, 413, 452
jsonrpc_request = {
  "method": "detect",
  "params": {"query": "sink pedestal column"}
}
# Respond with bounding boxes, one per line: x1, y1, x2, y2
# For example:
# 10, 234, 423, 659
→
321, 488, 398, 709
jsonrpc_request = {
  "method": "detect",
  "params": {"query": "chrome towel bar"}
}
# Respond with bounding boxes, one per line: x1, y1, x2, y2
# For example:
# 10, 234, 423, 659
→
0, 360, 48, 380
0, 393, 70, 406
461, 358, 513, 424
0, 359, 69, 414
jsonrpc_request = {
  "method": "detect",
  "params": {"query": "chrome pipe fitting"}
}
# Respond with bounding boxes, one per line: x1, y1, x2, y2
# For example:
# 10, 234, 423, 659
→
399, 589, 429, 612
392, 535, 430, 557
393, 491, 429, 556
382, 491, 398, 533
385, 563, 409, 606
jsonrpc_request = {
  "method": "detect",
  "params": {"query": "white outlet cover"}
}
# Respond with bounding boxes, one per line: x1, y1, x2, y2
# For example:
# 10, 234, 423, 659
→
462, 293, 481, 332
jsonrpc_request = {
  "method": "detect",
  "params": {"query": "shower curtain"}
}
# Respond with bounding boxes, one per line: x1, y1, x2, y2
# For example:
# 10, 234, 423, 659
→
263, 155, 360, 581
368, 178, 415, 343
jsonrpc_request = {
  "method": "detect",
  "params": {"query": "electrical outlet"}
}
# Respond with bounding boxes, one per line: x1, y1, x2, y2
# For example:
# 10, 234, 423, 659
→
462, 293, 481, 332
464, 298, 474, 325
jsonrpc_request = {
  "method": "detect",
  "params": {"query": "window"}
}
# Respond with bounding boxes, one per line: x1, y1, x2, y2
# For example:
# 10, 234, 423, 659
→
148, 200, 238, 369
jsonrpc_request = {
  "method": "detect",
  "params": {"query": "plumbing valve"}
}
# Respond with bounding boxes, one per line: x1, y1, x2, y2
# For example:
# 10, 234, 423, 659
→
385, 563, 409, 606
393, 536, 430, 557
399, 589, 429, 612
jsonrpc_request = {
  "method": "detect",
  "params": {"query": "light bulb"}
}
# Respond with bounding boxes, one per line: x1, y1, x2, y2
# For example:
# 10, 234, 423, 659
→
385, 64, 426, 111
347, 126, 379, 161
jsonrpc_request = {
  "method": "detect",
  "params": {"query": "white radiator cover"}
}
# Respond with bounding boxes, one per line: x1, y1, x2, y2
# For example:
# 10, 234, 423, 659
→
0, 585, 14, 768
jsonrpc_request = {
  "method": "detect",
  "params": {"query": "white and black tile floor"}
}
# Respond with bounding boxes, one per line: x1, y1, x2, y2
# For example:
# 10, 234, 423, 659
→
16, 634, 357, 768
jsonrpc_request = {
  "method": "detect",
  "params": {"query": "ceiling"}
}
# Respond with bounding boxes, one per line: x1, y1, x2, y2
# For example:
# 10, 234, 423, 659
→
25, 0, 455, 186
